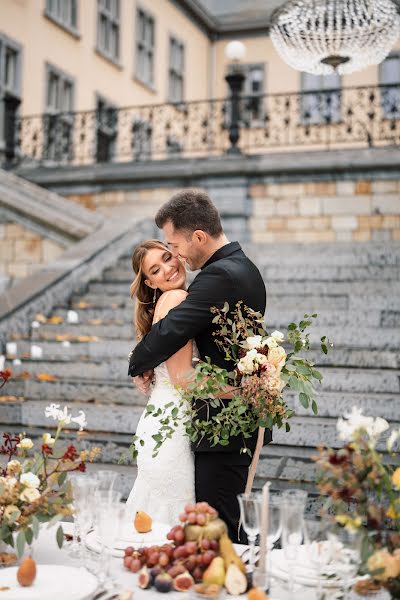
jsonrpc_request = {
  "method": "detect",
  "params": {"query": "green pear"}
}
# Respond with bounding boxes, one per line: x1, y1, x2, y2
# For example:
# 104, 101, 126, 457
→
203, 556, 226, 586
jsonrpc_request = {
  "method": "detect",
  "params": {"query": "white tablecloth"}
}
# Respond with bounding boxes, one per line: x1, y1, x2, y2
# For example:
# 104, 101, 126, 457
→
8, 523, 335, 600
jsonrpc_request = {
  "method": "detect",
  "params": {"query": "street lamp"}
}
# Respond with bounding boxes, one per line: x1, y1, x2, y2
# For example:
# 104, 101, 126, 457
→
225, 41, 246, 155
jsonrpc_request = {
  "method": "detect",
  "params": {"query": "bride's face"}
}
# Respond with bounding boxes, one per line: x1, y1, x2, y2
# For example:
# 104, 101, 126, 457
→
142, 247, 186, 293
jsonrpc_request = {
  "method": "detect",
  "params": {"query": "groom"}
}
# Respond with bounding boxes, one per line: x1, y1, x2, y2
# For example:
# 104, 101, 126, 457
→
128, 189, 271, 542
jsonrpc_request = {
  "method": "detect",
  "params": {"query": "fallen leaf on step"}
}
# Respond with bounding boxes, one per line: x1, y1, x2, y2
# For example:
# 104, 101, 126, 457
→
48, 316, 64, 324
0, 396, 23, 403
87, 319, 103, 325
36, 373, 58, 382
35, 313, 47, 323
77, 336, 99, 342
55, 334, 73, 342
16, 372, 32, 379
75, 301, 92, 309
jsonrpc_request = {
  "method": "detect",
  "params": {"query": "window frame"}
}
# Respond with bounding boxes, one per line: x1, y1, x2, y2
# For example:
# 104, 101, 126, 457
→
0, 33, 23, 149
96, 0, 121, 67
44, 0, 80, 38
300, 71, 342, 126
379, 52, 400, 120
135, 5, 156, 91
168, 34, 185, 105
95, 92, 118, 162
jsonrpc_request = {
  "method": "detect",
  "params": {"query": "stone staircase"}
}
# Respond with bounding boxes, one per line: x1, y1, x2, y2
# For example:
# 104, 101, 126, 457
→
1, 240, 400, 517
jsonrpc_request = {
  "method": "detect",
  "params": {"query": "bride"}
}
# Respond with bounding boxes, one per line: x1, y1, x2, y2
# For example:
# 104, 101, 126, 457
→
126, 239, 196, 524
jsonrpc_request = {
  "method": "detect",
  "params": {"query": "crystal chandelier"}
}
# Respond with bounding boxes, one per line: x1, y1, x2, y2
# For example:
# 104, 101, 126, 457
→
270, 0, 400, 75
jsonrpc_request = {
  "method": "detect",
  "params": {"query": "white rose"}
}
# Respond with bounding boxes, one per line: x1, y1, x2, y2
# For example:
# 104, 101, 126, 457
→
265, 337, 278, 349
271, 330, 284, 343
20, 472, 40, 489
17, 438, 33, 450
6, 460, 22, 476
268, 346, 287, 371
255, 353, 268, 366
238, 356, 255, 375
19, 488, 40, 503
3, 505, 21, 521
243, 335, 263, 350
42, 433, 55, 447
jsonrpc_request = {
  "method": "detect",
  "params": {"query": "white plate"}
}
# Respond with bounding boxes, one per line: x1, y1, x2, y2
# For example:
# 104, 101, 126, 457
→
270, 549, 359, 589
86, 522, 170, 557
0, 565, 98, 600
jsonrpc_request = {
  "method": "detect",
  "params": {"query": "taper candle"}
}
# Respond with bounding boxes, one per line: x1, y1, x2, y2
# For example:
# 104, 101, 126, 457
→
258, 481, 270, 573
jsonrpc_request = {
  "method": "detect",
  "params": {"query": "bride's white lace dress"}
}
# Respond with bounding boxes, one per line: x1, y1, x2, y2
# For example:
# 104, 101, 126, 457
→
126, 355, 195, 525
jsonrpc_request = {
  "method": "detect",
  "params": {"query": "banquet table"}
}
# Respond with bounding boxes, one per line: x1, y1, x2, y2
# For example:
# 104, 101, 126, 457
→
0, 522, 356, 600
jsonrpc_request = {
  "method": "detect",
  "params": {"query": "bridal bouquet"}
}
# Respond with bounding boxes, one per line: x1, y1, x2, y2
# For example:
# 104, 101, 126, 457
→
314, 408, 400, 597
131, 302, 331, 457
0, 399, 100, 557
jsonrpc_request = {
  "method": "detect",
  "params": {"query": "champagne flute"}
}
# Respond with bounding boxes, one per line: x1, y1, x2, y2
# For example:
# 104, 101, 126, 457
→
237, 492, 261, 574
68, 473, 98, 560
281, 491, 307, 595
95, 491, 123, 590
253, 494, 282, 590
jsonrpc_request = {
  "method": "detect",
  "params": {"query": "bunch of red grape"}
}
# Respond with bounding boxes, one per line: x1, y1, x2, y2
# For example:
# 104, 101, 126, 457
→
177, 501, 218, 526
123, 502, 220, 582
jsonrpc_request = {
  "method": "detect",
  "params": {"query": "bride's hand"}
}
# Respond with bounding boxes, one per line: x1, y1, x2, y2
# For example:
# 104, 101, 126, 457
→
132, 370, 154, 394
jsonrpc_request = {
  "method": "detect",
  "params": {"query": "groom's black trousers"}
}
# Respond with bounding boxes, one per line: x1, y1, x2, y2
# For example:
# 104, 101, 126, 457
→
195, 452, 252, 544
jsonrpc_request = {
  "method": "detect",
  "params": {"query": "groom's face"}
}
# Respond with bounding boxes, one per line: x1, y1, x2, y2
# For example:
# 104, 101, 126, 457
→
163, 221, 205, 271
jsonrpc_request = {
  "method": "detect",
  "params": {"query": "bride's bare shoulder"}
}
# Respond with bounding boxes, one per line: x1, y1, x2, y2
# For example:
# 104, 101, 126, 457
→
155, 289, 187, 320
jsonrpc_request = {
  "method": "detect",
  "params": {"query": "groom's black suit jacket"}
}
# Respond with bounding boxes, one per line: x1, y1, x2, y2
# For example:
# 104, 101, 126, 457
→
128, 241, 272, 453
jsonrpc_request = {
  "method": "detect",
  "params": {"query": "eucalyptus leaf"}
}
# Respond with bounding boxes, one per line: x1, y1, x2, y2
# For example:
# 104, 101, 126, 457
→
56, 525, 64, 549
16, 530, 25, 558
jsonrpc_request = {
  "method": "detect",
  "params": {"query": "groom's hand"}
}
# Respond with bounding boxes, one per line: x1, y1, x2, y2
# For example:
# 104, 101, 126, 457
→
132, 370, 154, 395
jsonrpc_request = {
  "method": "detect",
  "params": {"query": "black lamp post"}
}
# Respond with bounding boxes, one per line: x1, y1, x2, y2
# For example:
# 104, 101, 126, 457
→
224, 41, 246, 155
3, 94, 21, 169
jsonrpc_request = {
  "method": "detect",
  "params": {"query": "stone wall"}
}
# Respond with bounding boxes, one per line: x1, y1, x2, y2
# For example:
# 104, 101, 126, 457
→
65, 178, 400, 244
0, 217, 64, 284
249, 179, 400, 243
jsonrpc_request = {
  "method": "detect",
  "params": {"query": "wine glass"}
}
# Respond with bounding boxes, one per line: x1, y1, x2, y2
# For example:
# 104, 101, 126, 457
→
95, 469, 117, 492
68, 473, 98, 560
327, 525, 363, 600
237, 492, 261, 574
304, 520, 333, 600
95, 492, 124, 590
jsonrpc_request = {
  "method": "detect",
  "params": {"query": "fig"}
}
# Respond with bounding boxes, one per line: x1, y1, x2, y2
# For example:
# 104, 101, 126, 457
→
154, 572, 173, 593
150, 566, 163, 584
17, 556, 36, 587
173, 571, 195, 592
138, 566, 151, 589
168, 564, 187, 578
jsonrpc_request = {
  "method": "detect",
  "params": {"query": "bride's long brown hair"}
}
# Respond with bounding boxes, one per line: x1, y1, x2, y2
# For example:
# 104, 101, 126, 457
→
130, 240, 168, 340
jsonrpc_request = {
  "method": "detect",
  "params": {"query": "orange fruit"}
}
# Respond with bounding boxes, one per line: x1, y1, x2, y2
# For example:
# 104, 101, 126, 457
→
248, 587, 269, 600
134, 511, 152, 533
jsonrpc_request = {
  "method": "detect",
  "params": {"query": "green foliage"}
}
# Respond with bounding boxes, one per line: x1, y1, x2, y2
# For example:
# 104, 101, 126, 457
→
129, 304, 331, 459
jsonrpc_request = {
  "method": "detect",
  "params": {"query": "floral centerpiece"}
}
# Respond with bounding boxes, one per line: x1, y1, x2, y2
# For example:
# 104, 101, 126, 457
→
314, 407, 400, 598
0, 395, 100, 558
131, 302, 332, 458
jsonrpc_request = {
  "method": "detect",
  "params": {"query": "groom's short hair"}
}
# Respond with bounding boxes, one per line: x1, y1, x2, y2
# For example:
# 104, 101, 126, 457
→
155, 189, 223, 238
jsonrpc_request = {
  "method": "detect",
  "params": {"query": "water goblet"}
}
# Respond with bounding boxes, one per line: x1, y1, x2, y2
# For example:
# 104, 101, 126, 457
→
237, 492, 261, 574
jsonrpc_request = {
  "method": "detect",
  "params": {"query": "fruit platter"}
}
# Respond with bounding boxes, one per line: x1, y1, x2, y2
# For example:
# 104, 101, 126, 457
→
122, 502, 261, 598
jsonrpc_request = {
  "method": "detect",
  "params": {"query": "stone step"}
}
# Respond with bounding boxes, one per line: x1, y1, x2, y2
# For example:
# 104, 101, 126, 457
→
88, 279, 400, 297
103, 264, 400, 283
5, 358, 400, 393
119, 241, 400, 267
3, 378, 398, 422
3, 378, 146, 406
10, 339, 400, 368
21, 321, 400, 349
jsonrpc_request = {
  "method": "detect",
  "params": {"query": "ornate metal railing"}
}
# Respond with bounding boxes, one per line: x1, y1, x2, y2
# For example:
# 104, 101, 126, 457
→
3, 84, 400, 168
